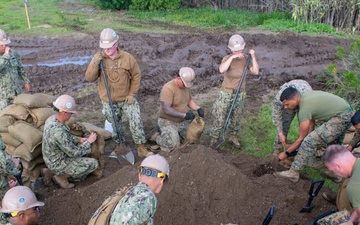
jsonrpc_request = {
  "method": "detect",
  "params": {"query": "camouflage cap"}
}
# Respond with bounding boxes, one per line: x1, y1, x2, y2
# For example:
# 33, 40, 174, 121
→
99, 28, 119, 49
0, 29, 11, 45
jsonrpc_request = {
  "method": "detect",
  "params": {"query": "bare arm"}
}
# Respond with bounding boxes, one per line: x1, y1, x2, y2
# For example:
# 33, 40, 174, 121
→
278, 119, 312, 160
350, 206, 360, 223
219, 52, 245, 73
188, 99, 200, 111
161, 101, 186, 118
249, 49, 259, 75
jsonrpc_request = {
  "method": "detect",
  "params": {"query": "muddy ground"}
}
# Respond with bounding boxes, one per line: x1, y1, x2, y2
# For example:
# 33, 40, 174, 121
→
10, 25, 354, 224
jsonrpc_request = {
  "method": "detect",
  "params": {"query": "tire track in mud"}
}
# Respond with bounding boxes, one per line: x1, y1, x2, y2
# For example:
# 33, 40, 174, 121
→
11, 31, 354, 114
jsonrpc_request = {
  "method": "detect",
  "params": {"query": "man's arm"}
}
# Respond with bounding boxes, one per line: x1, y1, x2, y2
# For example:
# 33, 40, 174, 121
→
350, 206, 360, 223
348, 131, 360, 151
188, 99, 200, 111
85, 52, 102, 82
161, 101, 185, 118
278, 119, 313, 160
248, 49, 259, 75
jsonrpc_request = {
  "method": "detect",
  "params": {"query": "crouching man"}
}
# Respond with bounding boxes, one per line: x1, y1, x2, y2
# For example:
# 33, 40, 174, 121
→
42, 94, 98, 189
317, 144, 360, 225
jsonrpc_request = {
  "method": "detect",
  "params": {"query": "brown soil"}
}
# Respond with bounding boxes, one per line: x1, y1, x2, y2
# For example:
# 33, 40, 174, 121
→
11, 25, 354, 225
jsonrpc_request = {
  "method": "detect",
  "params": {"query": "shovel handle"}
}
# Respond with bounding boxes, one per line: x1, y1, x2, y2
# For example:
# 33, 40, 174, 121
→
309, 179, 325, 197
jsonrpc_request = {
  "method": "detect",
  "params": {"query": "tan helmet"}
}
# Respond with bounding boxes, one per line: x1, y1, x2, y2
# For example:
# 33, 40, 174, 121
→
140, 154, 170, 177
99, 28, 119, 49
228, 34, 245, 52
179, 67, 195, 88
53, 94, 77, 114
0, 29, 11, 46
0, 186, 44, 213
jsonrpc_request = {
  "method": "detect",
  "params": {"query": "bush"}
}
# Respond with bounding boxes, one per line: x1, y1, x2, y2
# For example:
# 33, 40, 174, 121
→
95, 0, 132, 10
322, 40, 360, 109
130, 0, 181, 11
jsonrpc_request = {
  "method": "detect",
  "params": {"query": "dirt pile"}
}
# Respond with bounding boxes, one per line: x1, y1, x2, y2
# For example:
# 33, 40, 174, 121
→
37, 145, 335, 225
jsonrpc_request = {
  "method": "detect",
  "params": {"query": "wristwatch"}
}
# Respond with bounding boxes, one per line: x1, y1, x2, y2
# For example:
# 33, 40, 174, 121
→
285, 150, 290, 156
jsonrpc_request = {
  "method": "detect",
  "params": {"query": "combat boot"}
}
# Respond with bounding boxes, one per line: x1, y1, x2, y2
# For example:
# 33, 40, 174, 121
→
53, 174, 75, 189
229, 135, 241, 149
41, 168, 54, 187
137, 144, 153, 158
91, 167, 103, 178
322, 191, 337, 205
273, 168, 300, 182
110, 144, 128, 156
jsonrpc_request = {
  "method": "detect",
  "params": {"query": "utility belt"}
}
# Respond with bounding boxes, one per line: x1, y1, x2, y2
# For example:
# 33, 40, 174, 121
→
221, 87, 246, 96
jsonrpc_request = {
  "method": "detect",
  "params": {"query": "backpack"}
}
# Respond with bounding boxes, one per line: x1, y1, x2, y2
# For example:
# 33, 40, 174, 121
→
88, 185, 133, 225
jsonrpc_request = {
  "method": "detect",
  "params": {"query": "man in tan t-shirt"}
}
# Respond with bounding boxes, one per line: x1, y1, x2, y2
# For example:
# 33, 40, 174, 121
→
209, 34, 259, 148
153, 67, 204, 151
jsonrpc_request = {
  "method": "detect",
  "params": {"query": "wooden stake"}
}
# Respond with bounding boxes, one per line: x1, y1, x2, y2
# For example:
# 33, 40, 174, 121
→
24, 0, 31, 29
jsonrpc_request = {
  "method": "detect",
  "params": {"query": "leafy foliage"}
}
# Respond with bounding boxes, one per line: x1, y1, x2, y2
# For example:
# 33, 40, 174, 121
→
322, 40, 360, 109
95, 0, 132, 10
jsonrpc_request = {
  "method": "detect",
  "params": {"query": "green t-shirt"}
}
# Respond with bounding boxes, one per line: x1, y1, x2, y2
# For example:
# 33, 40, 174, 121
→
347, 159, 360, 209
298, 91, 349, 123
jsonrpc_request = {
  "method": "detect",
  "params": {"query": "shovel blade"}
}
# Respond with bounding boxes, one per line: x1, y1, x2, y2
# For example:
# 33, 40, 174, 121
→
210, 137, 224, 150
112, 145, 136, 165
300, 205, 314, 213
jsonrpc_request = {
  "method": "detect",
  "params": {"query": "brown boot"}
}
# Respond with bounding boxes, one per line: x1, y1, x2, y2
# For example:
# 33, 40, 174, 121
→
322, 191, 337, 205
41, 168, 54, 187
229, 135, 241, 149
110, 144, 128, 156
91, 167, 103, 178
137, 144, 153, 158
53, 174, 75, 189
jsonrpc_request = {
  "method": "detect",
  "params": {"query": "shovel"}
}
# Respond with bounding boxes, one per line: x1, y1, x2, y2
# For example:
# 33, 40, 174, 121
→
262, 205, 275, 225
100, 61, 135, 165
211, 54, 252, 150
300, 179, 325, 213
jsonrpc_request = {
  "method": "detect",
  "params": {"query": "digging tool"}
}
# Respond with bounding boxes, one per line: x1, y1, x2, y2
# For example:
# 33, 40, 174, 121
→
300, 179, 325, 213
306, 209, 336, 225
100, 61, 135, 165
262, 205, 275, 225
211, 54, 252, 150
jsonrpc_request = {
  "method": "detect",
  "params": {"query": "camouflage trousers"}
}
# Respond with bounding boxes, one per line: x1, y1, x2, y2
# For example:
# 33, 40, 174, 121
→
210, 91, 245, 139
291, 109, 354, 171
55, 157, 98, 181
0, 98, 12, 112
156, 117, 188, 149
0, 185, 9, 225
273, 109, 297, 149
317, 210, 350, 225
102, 100, 146, 145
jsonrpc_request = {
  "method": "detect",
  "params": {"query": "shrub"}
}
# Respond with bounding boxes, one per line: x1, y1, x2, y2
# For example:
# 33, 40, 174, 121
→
130, 0, 181, 11
322, 40, 360, 109
95, 0, 132, 10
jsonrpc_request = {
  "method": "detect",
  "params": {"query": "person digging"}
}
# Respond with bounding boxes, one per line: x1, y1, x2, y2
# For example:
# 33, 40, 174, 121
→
273, 87, 354, 182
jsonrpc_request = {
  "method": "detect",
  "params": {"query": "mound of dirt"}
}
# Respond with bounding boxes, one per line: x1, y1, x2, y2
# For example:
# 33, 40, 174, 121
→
37, 145, 335, 225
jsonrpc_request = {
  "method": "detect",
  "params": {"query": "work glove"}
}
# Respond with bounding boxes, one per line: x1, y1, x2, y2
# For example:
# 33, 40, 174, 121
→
125, 95, 135, 105
184, 112, 195, 120
197, 108, 204, 117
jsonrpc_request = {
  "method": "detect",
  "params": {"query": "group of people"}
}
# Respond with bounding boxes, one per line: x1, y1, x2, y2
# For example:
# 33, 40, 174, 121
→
1, 25, 360, 224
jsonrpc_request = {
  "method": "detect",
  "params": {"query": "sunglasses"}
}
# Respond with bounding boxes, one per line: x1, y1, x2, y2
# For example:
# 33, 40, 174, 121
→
3, 206, 40, 218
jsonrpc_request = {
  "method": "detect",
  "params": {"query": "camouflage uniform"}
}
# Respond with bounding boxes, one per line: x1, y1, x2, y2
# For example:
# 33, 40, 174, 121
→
109, 182, 156, 225
102, 100, 146, 145
0, 50, 30, 111
85, 49, 146, 146
292, 107, 354, 171
156, 117, 188, 149
272, 80, 312, 149
210, 91, 245, 139
0, 136, 17, 225
42, 115, 98, 181
317, 210, 350, 225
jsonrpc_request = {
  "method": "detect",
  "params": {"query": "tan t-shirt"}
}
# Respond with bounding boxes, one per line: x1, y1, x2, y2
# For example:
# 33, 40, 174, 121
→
221, 54, 252, 91
158, 79, 191, 123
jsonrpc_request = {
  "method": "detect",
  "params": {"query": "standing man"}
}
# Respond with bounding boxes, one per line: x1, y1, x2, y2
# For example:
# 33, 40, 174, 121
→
42, 94, 99, 189
0, 29, 31, 111
317, 144, 360, 224
346, 110, 360, 152
153, 67, 204, 151
272, 80, 312, 155
209, 34, 259, 148
274, 87, 354, 182
0, 186, 44, 225
85, 28, 152, 158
